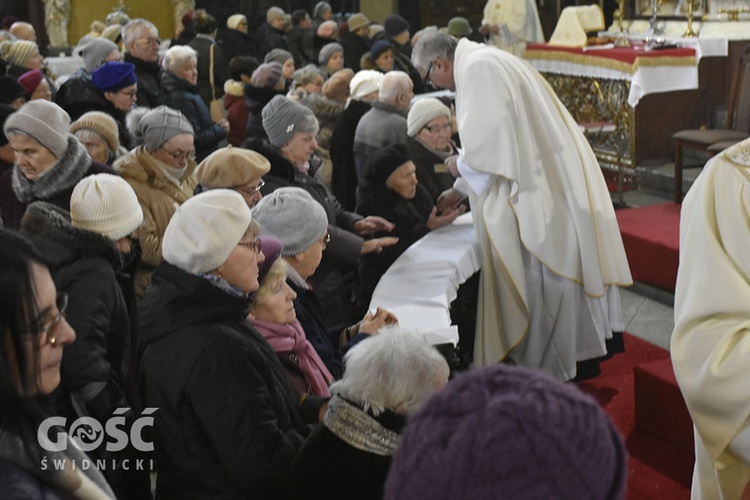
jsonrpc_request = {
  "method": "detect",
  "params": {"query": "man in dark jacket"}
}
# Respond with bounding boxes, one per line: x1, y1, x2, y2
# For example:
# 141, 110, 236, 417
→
340, 13, 372, 71
188, 9, 229, 110
123, 19, 166, 109
287, 9, 314, 67
255, 7, 288, 60
382, 14, 428, 94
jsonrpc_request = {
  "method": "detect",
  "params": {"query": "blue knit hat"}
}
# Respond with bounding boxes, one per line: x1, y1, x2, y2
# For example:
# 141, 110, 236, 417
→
384, 364, 628, 500
370, 40, 393, 60
92, 61, 137, 93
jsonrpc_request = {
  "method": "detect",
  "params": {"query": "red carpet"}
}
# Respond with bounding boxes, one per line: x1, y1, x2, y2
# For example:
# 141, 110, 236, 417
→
616, 204, 681, 292
578, 334, 693, 499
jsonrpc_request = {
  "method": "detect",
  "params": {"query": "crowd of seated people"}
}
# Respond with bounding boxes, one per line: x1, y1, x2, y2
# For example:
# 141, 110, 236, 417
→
0, 6, 629, 499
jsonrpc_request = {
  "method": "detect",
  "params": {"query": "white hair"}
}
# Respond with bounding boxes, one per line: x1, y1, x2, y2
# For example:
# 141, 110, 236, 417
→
162, 45, 197, 74
411, 31, 457, 72
330, 326, 449, 416
378, 71, 412, 104
123, 19, 158, 47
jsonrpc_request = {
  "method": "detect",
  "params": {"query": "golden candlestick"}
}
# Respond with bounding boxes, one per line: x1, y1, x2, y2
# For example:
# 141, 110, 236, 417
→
684, 0, 697, 37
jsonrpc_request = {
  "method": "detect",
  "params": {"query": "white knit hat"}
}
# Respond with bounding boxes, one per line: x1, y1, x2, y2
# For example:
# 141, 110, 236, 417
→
253, 187, 328, 256
227, 14, 247, 30
407, 97, 451, 137
4, 100, 71, 159
70, 174, 143, 240
350, 70, 383, 100
162, 189, 252, 274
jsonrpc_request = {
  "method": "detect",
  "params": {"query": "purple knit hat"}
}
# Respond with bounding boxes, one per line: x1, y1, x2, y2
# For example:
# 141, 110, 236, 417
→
384, 364, 628, 500
257, 236, 282, 286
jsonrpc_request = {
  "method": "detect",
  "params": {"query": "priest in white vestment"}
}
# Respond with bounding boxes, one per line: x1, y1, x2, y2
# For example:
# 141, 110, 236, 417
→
672, 139, 750, 499
412, 33, 632, 381
479, 0, 545, 56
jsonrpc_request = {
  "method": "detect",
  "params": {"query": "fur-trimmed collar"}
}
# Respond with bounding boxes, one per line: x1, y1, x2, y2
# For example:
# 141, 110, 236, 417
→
20, 201, 123, 270
11, 137, 91, 203
115, 145, 197, 189
224, 79, 245, 97
371, 99, 408, 118
302, 93, 346, 122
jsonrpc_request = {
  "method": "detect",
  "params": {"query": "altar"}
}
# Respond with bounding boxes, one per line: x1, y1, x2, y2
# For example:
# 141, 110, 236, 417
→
524, 39, 727, 168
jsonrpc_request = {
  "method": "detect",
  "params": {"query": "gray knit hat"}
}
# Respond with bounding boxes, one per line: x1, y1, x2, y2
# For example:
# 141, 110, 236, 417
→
262, 95, 319, 148
253, 187, 328, 256
264, 48, 293, 65
318, 42, 343, 65
4, 100, 71, 159
139, 106, 194, 151
76, 36, 119, 73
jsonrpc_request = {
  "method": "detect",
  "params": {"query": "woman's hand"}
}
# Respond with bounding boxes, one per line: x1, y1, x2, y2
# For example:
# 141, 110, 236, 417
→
426, 205, 466, 230
353, 216, 395, 236
358, 307, 398, 335
437, 188, 466, 212
217, 118, 230, 132
361, 237, 399, 255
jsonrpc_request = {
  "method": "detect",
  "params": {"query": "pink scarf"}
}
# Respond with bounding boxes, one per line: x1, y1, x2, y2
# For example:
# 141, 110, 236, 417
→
251, 318, 333, 397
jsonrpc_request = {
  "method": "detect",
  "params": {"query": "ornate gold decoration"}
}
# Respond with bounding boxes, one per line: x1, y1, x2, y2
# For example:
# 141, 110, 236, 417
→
44, 0, 70, 49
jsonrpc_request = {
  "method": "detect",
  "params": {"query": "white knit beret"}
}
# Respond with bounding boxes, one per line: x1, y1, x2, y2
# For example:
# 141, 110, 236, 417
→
162, 189, 252, 274
350, 70, 383, 100
227, 14, 247, 30
4, 100, 71, 159
70, 174, 143, 240
407, 97, 451, 137
253, 187, 328, 256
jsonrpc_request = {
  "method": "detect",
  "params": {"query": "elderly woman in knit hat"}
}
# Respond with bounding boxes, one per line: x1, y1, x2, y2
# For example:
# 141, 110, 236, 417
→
265, 49, 296, 86
248, 236, 334, 396
289, 64, 325, 100
0, 75, 28, 109
92, 61, 138, 149
195, 145, 270, 207
139, 189, 323, 499
161, 45, 229, 162
253, 187, 397, 379
0, 100, 115, 229
243, 61, 285, 144
313, 21, 338, 64
385, 364, 628, 500
329, 69, 384, 211
0, 39, 44, 76
19, 174, 149, 497
288, 327, 449, 500
18, 69, 51, 101
355, 142, 464, 311
247, 95, 398, 326
76, 36, 121, 75
71, 111, 122, 165
312, 1, 333, 31
406, 97, 460, 204
318, 42, 344, 77
220, 14, 253, 62
361, 40, 394, 73
114, 105, 197, 296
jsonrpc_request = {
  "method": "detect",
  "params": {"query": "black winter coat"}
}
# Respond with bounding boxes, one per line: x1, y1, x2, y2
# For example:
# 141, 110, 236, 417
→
188, 34, 229, 109
287, 26, 314, 66
19, 203, 133, 422
243, 84, 285, 143
140, 262, 310, 500
329, 99, 371, 211
355, 182, 434, 312
124, 52, 166, 109
161, 71, 227, 163
54, 70, 109, 121
245, 139, 364, 326
255, 23, 288, 59
220, 28, 256, 62
340, 32, 372, 72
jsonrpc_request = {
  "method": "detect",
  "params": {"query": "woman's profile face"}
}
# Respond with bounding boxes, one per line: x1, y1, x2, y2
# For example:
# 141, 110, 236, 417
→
375, 50, 394, 72
252, 277, 297, 324
176, 58, 198, 85
78, 134, 109, 163
105, 83, 137, 112
282, 58, 296, 80
386, 161, 418, 200
18, 263, 76, 396
280, 131, 318, 167
220, 234, 265, 294
9, 134, 58, 180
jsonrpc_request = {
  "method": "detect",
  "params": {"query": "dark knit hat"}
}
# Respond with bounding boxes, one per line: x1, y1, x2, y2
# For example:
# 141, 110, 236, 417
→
384, 364, 628, 500
251, 62, 283, 88
262, 95, 319, 148
18, 70, 44, 96
0, 75, 28, 105
384, 15, 409, 37
264, 48, 293, 65
0, 104, 16, 146
257, 236, 283, 286
253, 187, 328, 256
370, 40, 393, 61
92, 61, 137, 93
363, 143, 411, 185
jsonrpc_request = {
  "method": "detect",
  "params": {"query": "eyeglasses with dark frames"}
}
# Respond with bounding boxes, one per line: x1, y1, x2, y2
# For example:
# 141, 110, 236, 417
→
34, 292, 68, 345
321, 233, 331, 245
160, 148, 196, 162
424, 61, 435, 86
237, 238, 263, 254
424, 123, 452, 134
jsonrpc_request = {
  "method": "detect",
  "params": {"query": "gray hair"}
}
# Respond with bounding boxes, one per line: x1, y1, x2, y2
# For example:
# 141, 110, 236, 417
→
330, 326, 450, 416
122, 19, 158, 47
73, 129, 113, 156
292, 64, 324, 88
378, 71, 412, 104
265, 48, 293, 65
411, 31, 457, 72
162, 45, 197, 74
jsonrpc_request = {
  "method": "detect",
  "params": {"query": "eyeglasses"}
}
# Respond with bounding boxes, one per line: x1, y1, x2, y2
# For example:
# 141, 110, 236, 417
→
424, 61, 434, 86
135, 37, 161, 47
238, 238, 263, 254
424, 123, 452, 134
161, 148, 195, 162
35, 292, 68, 345
118, 89, 138, 98
235, 179, 265, 196
321, 233, 331, 245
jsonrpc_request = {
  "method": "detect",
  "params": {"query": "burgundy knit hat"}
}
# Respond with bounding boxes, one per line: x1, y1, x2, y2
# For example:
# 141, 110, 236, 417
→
18, 70, 44, 96
384, 364, 628, 500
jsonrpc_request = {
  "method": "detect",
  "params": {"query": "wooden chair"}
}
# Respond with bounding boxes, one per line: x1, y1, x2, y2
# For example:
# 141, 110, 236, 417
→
672, 45, 750, 203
